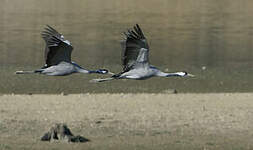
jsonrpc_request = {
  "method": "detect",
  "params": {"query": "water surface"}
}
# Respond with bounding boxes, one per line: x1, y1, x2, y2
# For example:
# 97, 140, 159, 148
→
0, 0, 253, 93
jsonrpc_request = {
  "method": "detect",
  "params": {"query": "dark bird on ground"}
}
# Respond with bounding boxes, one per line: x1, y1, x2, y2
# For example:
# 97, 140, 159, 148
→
91, 24, 194, 82
15, 25, 112, 76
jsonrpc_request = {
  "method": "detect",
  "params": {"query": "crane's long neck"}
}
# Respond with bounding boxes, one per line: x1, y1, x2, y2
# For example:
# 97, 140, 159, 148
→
156, 71, 184, 77
76, 68, 89, 74
88, 70, 102, 74
72, 62, 108, 74
72, 62, 90, 74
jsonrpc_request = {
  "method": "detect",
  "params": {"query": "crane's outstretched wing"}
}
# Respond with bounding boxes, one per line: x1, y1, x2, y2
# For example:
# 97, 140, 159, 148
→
41, 25, 73, 68
121, 24, 149, 71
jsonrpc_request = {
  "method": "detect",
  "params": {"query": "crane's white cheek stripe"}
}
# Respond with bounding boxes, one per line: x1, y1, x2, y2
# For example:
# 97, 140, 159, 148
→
176, 72, 186, 76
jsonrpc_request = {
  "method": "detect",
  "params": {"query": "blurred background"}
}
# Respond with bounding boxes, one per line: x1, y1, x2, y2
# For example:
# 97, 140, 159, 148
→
0, 0, 253, 93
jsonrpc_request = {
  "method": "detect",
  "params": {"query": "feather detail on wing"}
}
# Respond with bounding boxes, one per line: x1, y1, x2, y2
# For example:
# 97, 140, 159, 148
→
41, 25, 73, 68
121, 24, 149, 72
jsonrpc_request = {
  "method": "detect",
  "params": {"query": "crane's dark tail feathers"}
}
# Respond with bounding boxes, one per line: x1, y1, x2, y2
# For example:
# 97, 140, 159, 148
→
90, 78, 115, 83
15, 70, 43, 74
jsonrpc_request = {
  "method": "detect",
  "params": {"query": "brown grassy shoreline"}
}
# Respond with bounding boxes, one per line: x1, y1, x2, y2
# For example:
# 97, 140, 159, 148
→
1, 93, 253, 150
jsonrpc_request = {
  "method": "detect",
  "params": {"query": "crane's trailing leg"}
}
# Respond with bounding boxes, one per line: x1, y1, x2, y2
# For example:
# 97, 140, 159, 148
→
15, 70, 43, 74
90, 77, 115, 83
15, 70, 35, 74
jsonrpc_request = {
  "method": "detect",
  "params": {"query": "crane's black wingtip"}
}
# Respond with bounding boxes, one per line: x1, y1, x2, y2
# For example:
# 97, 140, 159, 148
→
45, 25, 52, 30
45, 24, 54, 29
44, 25, 59, 34
135, 24, 142, 31
134, 24, 145, 39
122, 24, 145, 40
135, 24, 140, 28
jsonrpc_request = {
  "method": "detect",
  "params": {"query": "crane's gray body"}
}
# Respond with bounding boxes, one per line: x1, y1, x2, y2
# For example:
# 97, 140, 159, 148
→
117, 65, 159, 80
16, 25, 109, 76
91, 24, 193, 83
38, 61, 87, 76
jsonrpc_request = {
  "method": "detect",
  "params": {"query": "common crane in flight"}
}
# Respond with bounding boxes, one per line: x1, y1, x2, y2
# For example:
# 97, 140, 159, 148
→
15, 25, 111, 76
91, 24, 194, 82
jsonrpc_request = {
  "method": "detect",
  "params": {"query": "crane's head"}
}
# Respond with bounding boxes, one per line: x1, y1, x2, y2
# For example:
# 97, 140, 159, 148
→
177, 71, 195, 77
96, 69, 114, 75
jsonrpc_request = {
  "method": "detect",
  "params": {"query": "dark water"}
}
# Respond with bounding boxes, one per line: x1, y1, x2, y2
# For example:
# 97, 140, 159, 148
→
0, 0, 253, 93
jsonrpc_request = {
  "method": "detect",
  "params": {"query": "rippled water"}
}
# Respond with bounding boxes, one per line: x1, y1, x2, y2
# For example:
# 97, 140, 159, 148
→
0, 0, 253, 93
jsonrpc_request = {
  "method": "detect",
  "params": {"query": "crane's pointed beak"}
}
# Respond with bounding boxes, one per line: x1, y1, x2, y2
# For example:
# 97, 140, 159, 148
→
187, 73, 195, 77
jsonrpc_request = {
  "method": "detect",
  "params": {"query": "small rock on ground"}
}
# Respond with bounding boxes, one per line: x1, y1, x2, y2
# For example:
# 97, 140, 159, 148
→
41, 123, 89, 143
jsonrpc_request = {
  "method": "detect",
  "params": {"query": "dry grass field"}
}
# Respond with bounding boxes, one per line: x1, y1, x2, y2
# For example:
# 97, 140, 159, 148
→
0, 93, 253, 150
